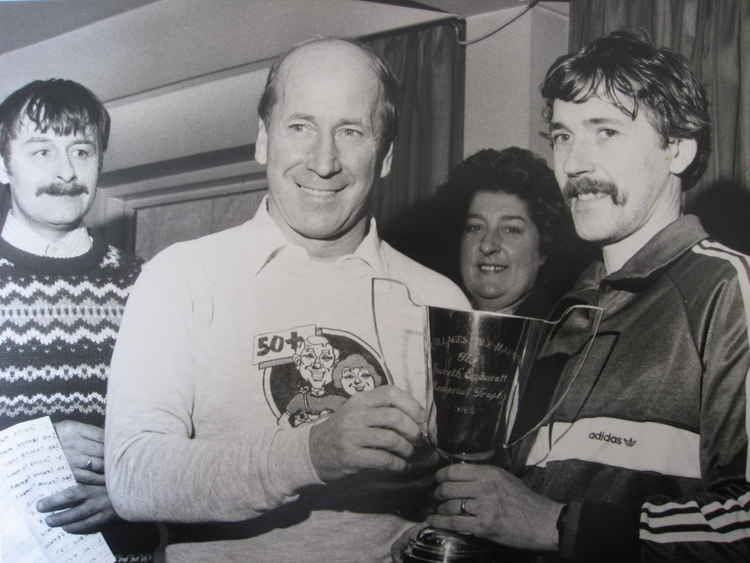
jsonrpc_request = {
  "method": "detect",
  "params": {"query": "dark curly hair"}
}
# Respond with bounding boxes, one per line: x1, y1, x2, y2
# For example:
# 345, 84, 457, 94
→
541, 29, 710, 190
445, 147, 569, 260
385, 146, 591, 304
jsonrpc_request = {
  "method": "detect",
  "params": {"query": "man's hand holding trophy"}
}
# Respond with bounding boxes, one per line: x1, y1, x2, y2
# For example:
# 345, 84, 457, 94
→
372, 279, 602, 562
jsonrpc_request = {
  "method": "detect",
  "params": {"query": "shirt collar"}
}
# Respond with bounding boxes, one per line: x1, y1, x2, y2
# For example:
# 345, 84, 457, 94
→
248, 196, 386, 275
1, 212, 92, 258
246, 197, 292, 274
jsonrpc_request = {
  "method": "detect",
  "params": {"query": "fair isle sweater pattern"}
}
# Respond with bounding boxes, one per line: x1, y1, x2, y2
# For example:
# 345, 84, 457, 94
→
0, 235, 142, 431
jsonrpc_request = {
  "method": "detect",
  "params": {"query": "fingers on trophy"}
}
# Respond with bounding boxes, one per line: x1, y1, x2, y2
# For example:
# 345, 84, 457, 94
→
372, 278, 602, 562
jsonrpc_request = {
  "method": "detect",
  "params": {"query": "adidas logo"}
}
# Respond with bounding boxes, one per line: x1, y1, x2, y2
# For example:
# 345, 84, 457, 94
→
588, 431, 637, 447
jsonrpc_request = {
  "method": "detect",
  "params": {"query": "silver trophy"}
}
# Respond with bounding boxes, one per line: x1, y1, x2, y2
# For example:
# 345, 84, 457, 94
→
372, 278, 603, 562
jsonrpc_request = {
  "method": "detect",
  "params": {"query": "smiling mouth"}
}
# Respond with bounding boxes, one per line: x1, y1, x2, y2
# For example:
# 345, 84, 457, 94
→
573, 192, 610, 201
478, 264, 507, 273
296, 182, 345, 196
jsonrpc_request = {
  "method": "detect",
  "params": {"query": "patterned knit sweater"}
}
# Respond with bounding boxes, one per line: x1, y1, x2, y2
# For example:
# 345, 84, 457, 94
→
0, 233, 143, 431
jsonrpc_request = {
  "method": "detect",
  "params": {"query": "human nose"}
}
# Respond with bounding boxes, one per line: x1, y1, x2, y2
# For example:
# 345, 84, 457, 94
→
479, 228, 502, 255
56, 153, 77, 183
561, 137, 594, 178
307, 132, 342, 177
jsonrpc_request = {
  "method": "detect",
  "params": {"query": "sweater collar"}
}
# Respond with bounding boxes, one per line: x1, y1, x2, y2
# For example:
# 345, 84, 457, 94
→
0, 231, 109, 275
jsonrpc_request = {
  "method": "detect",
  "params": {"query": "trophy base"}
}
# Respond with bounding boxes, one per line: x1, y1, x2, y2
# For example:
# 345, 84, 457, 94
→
402, 527, 502, 562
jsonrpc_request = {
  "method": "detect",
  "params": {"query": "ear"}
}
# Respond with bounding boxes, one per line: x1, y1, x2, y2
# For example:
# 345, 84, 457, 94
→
668, 137, 698, 175
254, 119, 268, 165
379, 142, 394, 179
0, 157, 10, 186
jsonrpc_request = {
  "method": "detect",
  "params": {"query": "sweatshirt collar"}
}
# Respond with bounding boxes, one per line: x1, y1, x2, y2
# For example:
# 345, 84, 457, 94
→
247, 196, 385, 275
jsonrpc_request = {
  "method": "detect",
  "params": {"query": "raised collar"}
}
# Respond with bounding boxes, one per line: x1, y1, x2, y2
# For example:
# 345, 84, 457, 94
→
576, 215, 709, 292
247, 196, 386, 276
607, 215, 708, 282
2, 212, 92, 258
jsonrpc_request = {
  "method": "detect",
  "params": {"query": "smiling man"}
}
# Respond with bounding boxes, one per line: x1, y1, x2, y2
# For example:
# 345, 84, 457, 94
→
425, 30, 750, 562
0, 79, 157, 560
105, 38, 468, 562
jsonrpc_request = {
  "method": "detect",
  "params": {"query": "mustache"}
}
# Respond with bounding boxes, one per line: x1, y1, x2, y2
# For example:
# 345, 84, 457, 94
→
36, 183, 89, 197
563, 177, 621, 203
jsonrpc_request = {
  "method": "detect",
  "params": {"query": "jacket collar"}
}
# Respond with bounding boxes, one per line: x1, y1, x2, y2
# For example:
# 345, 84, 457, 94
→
573, 215, 708, 295
607, 215, 708, 283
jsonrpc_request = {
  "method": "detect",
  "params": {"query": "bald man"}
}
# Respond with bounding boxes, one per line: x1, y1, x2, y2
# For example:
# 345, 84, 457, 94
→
105, 38, 469, 562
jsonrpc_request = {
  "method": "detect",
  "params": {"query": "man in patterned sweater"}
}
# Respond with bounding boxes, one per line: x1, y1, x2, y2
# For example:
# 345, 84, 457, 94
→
0, 79, 157, 560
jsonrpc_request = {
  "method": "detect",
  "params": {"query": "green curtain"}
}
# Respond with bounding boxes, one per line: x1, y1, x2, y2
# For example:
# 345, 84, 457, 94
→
363, 19, 465, 228
569, 0, 750, 249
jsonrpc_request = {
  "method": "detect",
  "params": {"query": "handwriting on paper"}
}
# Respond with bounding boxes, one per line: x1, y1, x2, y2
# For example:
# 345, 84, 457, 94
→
0, 417, 114, 563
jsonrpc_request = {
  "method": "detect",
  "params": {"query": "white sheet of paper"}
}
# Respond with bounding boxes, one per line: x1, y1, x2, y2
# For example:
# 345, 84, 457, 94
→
0, 417, 114, 563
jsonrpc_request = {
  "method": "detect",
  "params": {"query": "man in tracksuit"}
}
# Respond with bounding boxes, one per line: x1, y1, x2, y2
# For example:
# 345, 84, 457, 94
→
426, 30, 750, 562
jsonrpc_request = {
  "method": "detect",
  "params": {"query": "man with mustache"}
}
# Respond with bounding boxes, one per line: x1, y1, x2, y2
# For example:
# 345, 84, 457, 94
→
423, 30, 750, 561
105, 38, 468, 562
0, 79, 157, 559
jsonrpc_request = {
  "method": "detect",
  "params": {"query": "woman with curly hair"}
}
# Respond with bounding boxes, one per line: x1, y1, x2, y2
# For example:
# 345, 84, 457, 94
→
387, 147, 592, 317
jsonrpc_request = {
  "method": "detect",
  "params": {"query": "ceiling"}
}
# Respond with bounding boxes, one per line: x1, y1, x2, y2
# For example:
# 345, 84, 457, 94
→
0, 0, 569, 173
0, 0, 160, 55
0, 0, 567, 56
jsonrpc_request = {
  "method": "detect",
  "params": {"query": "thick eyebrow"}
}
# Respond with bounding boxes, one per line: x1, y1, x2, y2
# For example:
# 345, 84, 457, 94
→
336, 118, 367, 128
287, 113, 369, 129
23, 136, 97, 147
549, 116, 628, 131
466, 212, 527, 222
498, 214, 528, 222
584, 117, 628, 127
287, 112, 316, 122
548, 121, 567, 132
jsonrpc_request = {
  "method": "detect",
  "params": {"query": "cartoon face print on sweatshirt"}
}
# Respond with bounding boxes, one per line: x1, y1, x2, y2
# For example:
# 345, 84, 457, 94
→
254, 324, 389, 427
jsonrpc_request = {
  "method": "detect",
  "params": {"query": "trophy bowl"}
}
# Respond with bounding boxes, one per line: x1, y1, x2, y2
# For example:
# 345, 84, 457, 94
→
424, 305, 538, 462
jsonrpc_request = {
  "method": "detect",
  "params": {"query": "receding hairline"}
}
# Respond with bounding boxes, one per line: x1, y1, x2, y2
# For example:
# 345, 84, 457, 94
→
275, 39, 385, 98
272, 39, 388, 132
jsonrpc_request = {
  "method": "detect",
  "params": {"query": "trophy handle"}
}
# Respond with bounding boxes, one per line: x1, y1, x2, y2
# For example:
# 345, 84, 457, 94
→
501, 303, 604, 449
371, 277, 430, 406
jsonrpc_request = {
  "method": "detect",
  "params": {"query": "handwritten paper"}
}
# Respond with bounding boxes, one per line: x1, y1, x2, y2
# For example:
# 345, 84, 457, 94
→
0, 417, 114, 563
